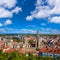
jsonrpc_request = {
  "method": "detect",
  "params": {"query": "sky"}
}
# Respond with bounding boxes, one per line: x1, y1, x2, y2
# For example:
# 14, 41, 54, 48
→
0, 0, 60, 34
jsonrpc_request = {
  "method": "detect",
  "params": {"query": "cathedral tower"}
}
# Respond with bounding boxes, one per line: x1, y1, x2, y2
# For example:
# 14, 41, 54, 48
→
36, 30, 40, 49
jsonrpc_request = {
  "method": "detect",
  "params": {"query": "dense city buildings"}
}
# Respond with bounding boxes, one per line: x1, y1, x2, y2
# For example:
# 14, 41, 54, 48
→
0, 31, 60, 59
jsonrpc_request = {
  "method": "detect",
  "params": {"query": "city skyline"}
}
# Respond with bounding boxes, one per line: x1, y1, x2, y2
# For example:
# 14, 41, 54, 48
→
0, 0, 60, 34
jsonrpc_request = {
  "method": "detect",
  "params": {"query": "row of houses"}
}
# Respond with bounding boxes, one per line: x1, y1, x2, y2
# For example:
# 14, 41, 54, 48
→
39, 47, 60, 59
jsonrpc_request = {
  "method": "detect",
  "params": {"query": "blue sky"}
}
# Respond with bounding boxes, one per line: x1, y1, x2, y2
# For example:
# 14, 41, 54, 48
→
0, 0, 60, 34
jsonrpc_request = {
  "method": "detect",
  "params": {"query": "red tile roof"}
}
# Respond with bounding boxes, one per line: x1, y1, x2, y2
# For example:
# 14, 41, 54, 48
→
18, 48, 25, 54
40, 48, 60, 54
4, 48, 16, 53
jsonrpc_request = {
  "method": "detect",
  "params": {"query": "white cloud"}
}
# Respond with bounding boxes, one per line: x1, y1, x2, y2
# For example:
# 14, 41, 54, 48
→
26, 16, 33, 21
26, 0, 51, 20
0, 0, 22, 18
0, 0, 22, 26
26, 0, 60, 23
50, 16, 60, 23
12, 7, 22, 14
0, 7, 12, 18
0, 23, 3, 27
48, 0, 60, 15
0, 20, 12, 27
5, 19, 12, 25
0, 0, 17, 9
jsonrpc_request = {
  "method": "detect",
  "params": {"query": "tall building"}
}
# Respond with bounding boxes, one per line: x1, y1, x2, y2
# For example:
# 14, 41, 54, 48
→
24, 37, 29, 49
4, 39, 9, 47
36, 30, 40, 49
36, 30, 43, 49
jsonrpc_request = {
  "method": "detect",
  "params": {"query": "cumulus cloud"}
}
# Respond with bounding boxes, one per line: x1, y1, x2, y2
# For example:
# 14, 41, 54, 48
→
0, 7, 12, 18
50, 17, 60, 23
0, 7, 22, 18
0, 0, 22, 18
26, 0, 60, 23
0, 0, 22, 26
12, 7, 22, 14
0, 19, 12, 27
0, 0, 17, 8
26, 16, 33, 21
5, 19, 12, 25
